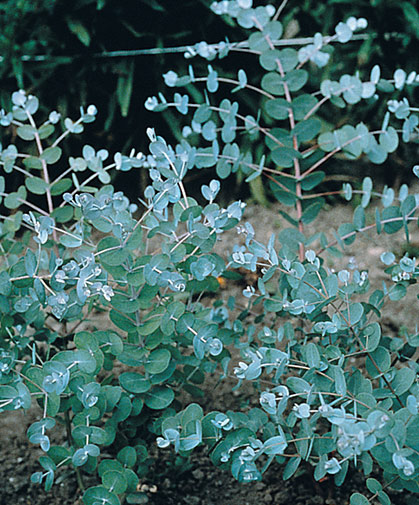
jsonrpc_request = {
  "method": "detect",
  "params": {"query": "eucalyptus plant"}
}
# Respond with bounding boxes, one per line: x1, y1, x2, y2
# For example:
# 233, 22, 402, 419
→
1, 1, 419, 505
0, 90, 246, 504
145, 1, 419, 504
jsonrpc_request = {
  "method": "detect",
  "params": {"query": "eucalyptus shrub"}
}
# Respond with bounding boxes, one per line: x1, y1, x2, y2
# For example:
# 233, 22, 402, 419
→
0, 92, 246, 504
1, 2, 419, 505
145, 1, 419, 504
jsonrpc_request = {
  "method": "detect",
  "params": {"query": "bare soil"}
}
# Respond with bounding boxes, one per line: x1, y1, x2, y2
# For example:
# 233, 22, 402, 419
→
2, 200, 419, 505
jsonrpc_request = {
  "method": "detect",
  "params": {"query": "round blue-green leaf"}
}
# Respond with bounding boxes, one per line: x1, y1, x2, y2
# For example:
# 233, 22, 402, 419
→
286, 69, 308, 92
202, 120, 217, 141
337, 222, 356, 245
75, 331, 99, 351
353, 205, 365, 230
318, 131, 336, 152
392, 367, 416, 395
123, 468, 139, 493
72, 447, 90, 467
380, 252, 395, 265
292, 94, 318, 120
343, 302, 363, 326
59, 234, 83, 248
25, 176, 48, 195
207, 67, 218, 92
301, 172, 325, 191
144, 386, 174, 410
259, 49, 280, 71
361, 177, 373, 207
83, 485, 120, 505
271, 147, 300, 168
98, 459, 123, 478
305, 343, 320, 368
359, 323, 381, 352
41, 146, 62, 165
119, 373, 151, 394
117, 446, 137, 468
261, 72, 284, 96
193, 104, 212, 124
263, 20, 283, 41
283, 456, 301, 480
264, 98, 289, 120
263, 433, 287, 455
161, 301, 185, 335
293, 118, 321, 142
31, 471, 43, 484
379, 127, 399, 153
278, 48, 298, 71
366, 477, 382, 494
17, 125, 36, 140
350, 493, 369, 505
102, 470, 128, 494
366, 144, 387, 164
97, 237, 131, 266
126, 493, 149, 504
96, 331, 123, 356
381, 187, 394, 207
286, 377, 310, 393
366, 347, 391, 378
248, 32, 270, 53
259, 48, 298, 72
382, 206, 403, 234
51, 205, 73, 223
24, 249, 37, 277
111, 294, 142, 314
330, 365, 346, 396
388, 283, 407, 301
73, 350, 96, 374
38, 123, 55, 139
144, 348, 171, 374
50, 178, 72, 196
114, 395, 132, 422
301, 201, 323, 224
5, 186, 27, 209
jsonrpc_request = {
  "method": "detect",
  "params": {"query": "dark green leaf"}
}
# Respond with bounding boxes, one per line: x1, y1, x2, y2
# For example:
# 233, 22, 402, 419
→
25, 176, 48, 195
83, 486, 120, 505
144, 349, 171, 374
41, 147, 62, 164
119, 373, 151, 394
144, 386, 174, 410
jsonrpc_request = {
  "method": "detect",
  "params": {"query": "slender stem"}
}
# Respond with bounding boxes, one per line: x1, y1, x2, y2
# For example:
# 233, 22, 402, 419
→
51, 118, 83, 148
367, 476, 398, 503
26, 111, 54, 216
0, 161, 34, 178
59, 163, 117, 205
161, 102, 286, 148
193, 76, 276, 99
303, 95, 330, 120
0, 194, 50, 216
303, 130, 385, 178
263, 172, 294, 193
254, 15, 304, 260
64, 410, 85, 492
50, 166, 73, 186
273, 0, 289, 21
316, 214, 419, 255
161, 152, 189, 209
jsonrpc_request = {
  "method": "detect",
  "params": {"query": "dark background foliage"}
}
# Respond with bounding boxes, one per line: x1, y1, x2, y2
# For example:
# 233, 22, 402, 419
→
1, 0, 419, 198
